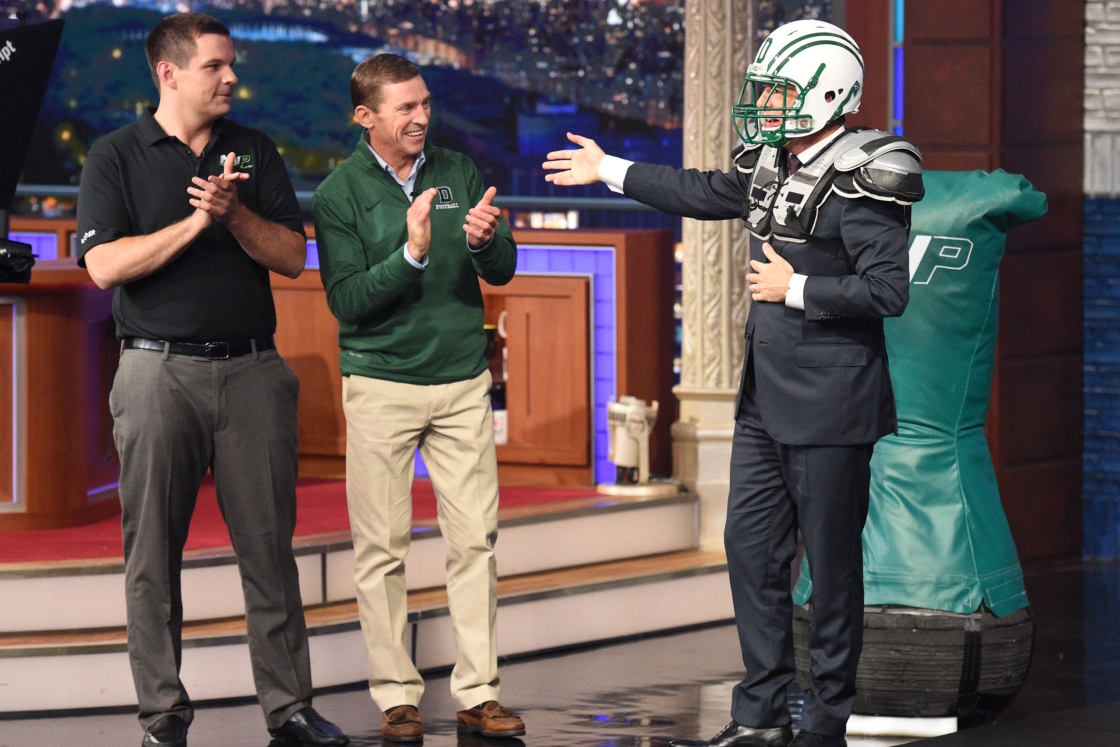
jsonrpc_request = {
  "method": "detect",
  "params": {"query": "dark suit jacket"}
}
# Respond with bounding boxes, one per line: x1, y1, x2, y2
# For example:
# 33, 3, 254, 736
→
624, 159, 910, 446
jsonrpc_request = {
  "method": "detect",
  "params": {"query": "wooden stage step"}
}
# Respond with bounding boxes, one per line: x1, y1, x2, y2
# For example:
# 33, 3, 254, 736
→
0, 549, 732, 714
0, 492, 699, 634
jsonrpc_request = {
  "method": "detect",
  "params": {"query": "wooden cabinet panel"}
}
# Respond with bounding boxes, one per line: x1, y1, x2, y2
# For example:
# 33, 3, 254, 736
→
83, 313, 119, 503
0, 303, 12, 504
511, 229, 676, 478
0, 261, 120, 530
844, 1, 889, 131
275, 228, 674, 487
1003, 0, 1085, 40
1000, 460, 1083, 561
1003, 39, 1085, 147
8, 217, 76, 259
271, 274, 345, 457
907, 0, 992, 41
481, 276, 590, 467
904, 46, 992, 147
999, 251, 1082, 358
999, 353, 1082, 466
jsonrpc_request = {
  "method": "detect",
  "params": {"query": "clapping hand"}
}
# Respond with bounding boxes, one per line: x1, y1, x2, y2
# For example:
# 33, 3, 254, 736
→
407, 188, 438, 263
187, 151, 251, 225
465, 186, 501, 249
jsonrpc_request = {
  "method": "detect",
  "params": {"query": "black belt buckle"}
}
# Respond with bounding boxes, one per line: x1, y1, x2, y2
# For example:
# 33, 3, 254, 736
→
204, 341, 231, 360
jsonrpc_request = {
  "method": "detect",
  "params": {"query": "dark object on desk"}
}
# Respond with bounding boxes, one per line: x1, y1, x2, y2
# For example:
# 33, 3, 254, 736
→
0, 237, 34, 283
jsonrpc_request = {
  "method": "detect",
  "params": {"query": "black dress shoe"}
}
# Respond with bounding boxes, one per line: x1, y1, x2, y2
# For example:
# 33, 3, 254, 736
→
268, 706, 350, 746
669, 721, 793, 747
788, 731, 845, 747
143, 715, 188, 747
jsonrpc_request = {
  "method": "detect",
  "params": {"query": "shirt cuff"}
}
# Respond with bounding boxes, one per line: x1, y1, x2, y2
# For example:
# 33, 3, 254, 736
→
402, 244, 428, 269
468, 234, 494, 253
785, 273, 807, 310
599, 155, 634, 194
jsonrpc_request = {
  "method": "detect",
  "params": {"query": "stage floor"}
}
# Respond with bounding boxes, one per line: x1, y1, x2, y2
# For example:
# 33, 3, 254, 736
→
911, 701, 1120, 746
3, 560, 1118, 747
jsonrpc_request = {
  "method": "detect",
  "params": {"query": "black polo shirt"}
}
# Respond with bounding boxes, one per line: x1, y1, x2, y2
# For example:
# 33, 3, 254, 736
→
76, 108, 305, 343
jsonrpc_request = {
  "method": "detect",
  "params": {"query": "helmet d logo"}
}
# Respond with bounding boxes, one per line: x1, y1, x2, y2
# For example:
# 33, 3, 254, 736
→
756, 37, 772, 65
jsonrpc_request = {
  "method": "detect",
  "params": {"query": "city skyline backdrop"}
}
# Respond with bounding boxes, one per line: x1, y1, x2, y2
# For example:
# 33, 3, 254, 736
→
7, 0, 833, 202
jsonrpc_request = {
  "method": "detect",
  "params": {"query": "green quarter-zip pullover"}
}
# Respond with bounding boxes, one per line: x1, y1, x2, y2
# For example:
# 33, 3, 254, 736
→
313, 136, 517, 384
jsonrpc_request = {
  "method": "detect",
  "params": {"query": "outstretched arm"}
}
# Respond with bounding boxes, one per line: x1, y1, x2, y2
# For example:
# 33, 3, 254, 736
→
542, 132, 608, 186
543, 132, 749, 221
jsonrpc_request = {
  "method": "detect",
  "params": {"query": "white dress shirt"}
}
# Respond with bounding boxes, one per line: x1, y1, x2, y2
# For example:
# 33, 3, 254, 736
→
369, 141, 429, 270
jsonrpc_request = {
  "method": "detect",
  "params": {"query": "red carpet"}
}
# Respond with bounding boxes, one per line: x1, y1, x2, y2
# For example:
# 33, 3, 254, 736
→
0, 478, 598, 564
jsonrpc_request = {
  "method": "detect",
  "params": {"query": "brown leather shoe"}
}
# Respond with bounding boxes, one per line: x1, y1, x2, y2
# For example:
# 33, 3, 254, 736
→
456, 701, 526, 738
381, 705, 423, 743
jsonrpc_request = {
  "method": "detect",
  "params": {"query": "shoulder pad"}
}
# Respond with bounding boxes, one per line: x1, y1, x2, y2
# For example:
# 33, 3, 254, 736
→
732, 141, 764, 173
834, 130, 924, 205
834, 130, 922, 171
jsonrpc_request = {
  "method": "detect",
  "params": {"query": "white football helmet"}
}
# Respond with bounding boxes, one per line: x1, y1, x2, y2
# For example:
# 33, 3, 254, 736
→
733, 20, 864, 146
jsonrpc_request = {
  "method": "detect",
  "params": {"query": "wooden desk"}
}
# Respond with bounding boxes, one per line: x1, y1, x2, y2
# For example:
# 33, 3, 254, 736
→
0, 259, 119, 530
0, 226, 675, 531
8, 217, 77, 259
276, 228, 675, 486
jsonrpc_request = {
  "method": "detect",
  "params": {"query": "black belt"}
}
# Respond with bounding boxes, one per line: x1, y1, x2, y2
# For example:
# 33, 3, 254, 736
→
122, 337, 275, 360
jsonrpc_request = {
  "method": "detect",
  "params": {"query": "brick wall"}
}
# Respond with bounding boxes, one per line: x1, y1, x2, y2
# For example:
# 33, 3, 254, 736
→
1084, 198, 1120, 557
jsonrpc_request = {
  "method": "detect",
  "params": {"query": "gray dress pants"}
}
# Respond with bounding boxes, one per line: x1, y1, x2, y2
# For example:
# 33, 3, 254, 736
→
110, 346, 312, 730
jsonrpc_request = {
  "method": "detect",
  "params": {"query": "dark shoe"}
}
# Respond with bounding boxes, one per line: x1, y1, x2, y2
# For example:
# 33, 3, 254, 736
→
143, 715, 188, 747
456, 701, 526, 738
381, 705, 423, 743
669, 721, 793, 747
268, 706, 349, 746
788, 732, 845, 747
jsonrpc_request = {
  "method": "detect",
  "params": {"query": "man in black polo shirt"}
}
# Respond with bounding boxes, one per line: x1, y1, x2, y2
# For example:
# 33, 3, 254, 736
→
76, 13, 347, 747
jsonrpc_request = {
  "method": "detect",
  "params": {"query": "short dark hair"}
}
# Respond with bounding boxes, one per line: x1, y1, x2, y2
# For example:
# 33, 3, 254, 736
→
350, 54, 422, 111
145, 13, 230, 90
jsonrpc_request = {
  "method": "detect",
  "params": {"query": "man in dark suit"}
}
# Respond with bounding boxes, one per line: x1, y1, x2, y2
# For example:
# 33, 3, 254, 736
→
543, 19, 922, 747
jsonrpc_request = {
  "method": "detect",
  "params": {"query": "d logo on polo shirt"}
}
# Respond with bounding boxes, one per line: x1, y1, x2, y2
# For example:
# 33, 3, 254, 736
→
434, 186, 460, 210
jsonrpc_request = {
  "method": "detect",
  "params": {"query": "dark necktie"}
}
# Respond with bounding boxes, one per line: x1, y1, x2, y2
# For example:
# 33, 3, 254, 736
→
788, 154, 802, 175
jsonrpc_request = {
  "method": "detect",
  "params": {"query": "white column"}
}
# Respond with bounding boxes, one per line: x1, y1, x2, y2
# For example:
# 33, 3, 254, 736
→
1086, 1, 1120, 196
673, 0, 754, 548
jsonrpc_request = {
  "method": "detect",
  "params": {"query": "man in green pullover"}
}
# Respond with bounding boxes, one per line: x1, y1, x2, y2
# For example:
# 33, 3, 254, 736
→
312, 54, 522, 742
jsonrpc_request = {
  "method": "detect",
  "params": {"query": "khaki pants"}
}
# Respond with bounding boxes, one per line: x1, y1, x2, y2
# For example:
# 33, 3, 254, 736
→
343, 370, 500, 711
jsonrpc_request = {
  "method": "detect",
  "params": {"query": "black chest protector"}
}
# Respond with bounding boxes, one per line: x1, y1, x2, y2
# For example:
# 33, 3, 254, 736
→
735, 127, 924, 260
